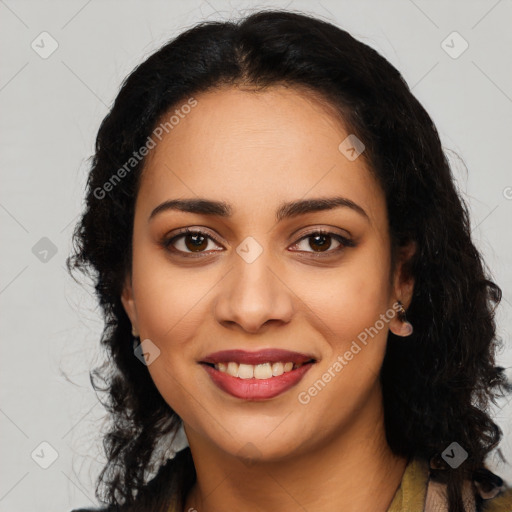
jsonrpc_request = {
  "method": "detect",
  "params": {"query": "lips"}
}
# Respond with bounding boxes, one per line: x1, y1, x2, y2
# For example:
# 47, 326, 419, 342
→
199, 348, 317, 400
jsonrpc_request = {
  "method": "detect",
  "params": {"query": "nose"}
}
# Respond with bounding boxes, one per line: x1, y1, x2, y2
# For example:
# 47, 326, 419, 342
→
213, 247, 295, 334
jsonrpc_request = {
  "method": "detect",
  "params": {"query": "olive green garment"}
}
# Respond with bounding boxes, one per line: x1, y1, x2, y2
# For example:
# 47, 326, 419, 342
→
387, 458, 430, 512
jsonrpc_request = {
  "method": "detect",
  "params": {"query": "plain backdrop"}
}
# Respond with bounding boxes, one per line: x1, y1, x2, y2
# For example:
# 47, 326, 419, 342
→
0, 1, 511, 511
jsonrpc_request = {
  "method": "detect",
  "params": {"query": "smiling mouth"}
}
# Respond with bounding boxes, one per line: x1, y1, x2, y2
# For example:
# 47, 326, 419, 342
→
200, 359, 316, 400
199, 348, 317, 398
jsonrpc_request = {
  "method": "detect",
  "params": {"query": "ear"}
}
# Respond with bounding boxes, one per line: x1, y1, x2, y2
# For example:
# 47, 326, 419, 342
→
392, 240, 416, 309
389, 241, 417, 336
389, 240, 416, 337
121, 274, 139, 335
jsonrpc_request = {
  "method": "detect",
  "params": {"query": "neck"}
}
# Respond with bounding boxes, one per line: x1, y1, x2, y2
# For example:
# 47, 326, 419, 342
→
182, 387, 408, 512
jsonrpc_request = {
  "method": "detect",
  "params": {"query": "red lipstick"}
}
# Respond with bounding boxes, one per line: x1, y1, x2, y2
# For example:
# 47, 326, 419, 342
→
199, 349, 316, 401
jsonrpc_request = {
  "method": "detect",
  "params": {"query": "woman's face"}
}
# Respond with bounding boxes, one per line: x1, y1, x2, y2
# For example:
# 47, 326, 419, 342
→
122, 85, 413, 461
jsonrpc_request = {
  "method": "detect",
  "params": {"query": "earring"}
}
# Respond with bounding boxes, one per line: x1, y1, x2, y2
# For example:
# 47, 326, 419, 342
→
395, 300, 413, 337
132, 326, 141, 350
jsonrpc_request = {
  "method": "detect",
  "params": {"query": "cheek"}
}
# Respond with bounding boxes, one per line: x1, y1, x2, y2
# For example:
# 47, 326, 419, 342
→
130, 250, 214, 415
293, 251, 392, 423
132, 257, 213, 346
299, 245, 392, 348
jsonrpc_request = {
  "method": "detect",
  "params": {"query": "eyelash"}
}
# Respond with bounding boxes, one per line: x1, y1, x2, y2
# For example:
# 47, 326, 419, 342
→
161, 227, 355, 258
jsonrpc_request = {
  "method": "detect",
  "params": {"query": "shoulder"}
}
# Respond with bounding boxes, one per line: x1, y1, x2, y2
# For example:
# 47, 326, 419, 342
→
426, 457, 512, 512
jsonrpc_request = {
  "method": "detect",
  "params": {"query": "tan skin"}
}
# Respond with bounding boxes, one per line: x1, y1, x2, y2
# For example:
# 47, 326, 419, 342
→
121, 84, 416, 512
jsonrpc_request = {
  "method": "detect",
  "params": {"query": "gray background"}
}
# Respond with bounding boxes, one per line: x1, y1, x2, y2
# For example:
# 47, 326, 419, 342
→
0, 0, 511, 510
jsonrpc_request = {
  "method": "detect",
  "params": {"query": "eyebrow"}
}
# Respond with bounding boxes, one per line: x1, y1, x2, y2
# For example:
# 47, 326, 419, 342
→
148, 196, 369, 223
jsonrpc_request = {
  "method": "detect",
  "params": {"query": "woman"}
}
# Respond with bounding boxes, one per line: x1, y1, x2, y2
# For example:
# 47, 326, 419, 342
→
67, 9, 512, 512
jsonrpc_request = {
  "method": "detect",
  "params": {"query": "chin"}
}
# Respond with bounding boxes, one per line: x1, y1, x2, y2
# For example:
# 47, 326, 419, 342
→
213, 430, 305, 464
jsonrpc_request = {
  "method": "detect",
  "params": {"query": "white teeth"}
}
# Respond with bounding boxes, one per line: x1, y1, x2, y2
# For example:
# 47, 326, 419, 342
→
238, 363, 254, 379
254, 362, 272, 379
272, 362, 284, 376
214, 361, 303, 379
226, 362, 239, 377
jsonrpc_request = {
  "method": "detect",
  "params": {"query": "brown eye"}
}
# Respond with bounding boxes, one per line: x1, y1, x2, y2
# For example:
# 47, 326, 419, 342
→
164, 229, 223, 255
307, 233, 335, 252
291, 230, 355, 255
183, 232, 209, 252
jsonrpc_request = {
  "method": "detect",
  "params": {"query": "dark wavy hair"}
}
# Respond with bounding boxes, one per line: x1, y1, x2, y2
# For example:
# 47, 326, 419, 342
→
66, 9, 511, 512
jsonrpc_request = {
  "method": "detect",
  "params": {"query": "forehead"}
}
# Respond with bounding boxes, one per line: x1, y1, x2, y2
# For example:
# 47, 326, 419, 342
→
136, 85, 386, 227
